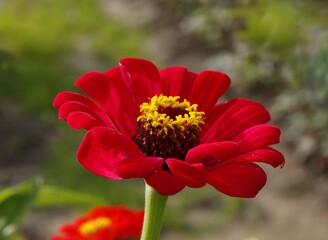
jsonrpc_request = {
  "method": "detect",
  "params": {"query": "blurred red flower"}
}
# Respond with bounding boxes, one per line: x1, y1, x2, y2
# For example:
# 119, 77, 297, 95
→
49, 206, 143, 240
53, 58, 284, 197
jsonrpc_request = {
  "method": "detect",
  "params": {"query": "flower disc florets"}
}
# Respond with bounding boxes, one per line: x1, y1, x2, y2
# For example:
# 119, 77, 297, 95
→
132, 94, 205, 160
79, 217, 112, 237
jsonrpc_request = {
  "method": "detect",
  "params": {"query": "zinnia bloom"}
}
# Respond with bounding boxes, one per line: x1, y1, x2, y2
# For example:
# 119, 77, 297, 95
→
53, 58, 284, 197
49, 206, 144, 240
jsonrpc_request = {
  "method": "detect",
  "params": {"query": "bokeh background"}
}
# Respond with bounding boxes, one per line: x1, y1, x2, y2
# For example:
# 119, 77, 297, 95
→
0, 0, 327, 239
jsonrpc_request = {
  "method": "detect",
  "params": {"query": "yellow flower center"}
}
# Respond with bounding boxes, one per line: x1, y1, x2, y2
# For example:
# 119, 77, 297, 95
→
79, 217, 112, 237
132, 95, 205, 160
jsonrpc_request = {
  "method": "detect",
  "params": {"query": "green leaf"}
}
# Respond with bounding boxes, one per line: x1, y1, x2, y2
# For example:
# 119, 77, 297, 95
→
0, 178, 42, 239
35, 185, 107, 209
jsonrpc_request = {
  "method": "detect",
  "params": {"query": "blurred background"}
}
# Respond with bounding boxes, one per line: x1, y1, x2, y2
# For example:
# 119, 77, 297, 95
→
0, 0, 327, 239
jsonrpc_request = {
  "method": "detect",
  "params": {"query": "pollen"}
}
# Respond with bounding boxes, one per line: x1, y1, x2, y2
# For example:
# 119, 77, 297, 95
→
79, 217, 111, 237
132, 95, 205, 160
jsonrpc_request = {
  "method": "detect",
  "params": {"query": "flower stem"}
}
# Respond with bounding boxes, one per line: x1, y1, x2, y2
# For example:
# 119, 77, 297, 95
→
141, 183, 168, 240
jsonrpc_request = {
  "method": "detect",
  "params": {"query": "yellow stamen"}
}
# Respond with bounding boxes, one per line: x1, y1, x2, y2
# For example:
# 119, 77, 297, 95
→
79, 217, 111, 237
137, 94, 205, 136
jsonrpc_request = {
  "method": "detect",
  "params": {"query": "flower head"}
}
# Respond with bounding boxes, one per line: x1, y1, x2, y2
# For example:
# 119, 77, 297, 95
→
53, 58, 284, 197
49, 206, 144, 240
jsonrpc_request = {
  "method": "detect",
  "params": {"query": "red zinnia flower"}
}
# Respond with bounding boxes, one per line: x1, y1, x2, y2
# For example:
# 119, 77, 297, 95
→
49, 206, 144, 240
53, 58, 284, 197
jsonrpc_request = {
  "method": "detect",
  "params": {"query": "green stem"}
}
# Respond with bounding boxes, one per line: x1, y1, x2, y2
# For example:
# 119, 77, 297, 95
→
140, 183, 168, 240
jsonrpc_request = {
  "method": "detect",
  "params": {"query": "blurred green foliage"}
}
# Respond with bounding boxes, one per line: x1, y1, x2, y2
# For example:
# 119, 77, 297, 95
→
0, 0, 146, 118
234, 0, 308, 55
0, 179, 40, 240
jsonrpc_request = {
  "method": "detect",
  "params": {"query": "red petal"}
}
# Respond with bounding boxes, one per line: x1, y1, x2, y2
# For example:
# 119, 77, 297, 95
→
114, 156, 163, 179
75, 70, 137, 136
107, 206, 144, 238
77, 127, 161, 180
120, 58, 161, 106
66, 111, 103, 130
207, 161, 267, 198
190, 70, 231, 112
75, 72, 112, 106
159, 67, 197, 100
145, 169, 185, 195
202, 98, 271, 143
166, 158, 206, 188
233, 124, 281, 152
104, 66, 139, 135
53, 91, 71, 108
185, 141, 240, 165
58, 101, 106, 125
53, 91, 113, 128
49, 236, 67, 240
232, 147, 285, 168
